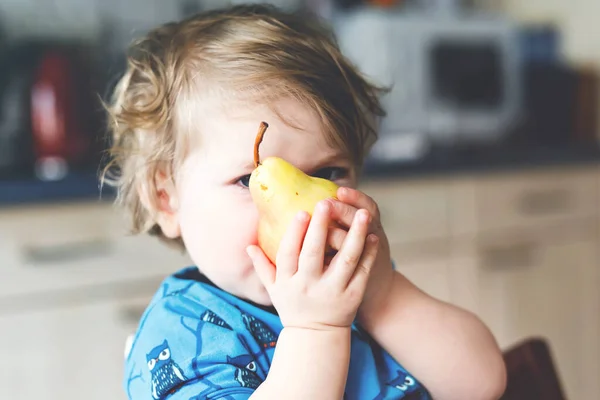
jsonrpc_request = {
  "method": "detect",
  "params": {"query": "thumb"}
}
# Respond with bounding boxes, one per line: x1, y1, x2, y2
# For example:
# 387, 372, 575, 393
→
246, 245, 276, 288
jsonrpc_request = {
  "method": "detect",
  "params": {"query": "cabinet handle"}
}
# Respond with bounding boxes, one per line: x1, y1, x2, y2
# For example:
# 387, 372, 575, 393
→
22, 238, 113, 266
517, 188, 570, 215
480, 242, 536, 270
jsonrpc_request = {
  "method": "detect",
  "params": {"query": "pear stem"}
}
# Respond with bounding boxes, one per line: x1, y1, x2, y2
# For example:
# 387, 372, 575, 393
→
254, 121, 269, 167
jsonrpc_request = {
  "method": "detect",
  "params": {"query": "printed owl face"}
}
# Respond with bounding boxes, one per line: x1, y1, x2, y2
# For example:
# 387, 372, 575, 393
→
147, 340, 172, 371
227, 354, 262, 389
146, 339, 188, 400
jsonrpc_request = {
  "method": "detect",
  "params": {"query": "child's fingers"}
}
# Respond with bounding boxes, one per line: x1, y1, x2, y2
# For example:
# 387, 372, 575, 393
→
298, 200, 331, 277
327, 226, 347, 251
275, 210, 310, 279
330, 198, 382, 235
246, 245, 276, 289
347, 233, 379, 292
337, 187, 381, 223
322, 227, 347, 267
328, 199, 358, 230
327, 209, 371, 288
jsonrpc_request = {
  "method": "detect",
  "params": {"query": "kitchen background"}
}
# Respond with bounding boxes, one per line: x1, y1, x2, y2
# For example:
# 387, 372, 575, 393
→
0, 0, 598, 398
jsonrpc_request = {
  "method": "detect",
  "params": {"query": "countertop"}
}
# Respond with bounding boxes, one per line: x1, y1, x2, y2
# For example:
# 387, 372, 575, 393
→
361, 142, 600, 180
0, 170, 114, 207
2, 143, 600, 207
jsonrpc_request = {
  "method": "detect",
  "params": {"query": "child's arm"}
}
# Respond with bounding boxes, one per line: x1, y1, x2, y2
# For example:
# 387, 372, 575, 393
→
246, 201, 379, 399
359, 271, 507, 400
331, 188, 507, 400
251, 327, 351, 399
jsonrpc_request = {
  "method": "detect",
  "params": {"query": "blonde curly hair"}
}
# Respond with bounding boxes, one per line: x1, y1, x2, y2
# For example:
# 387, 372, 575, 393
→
102, 4, 387, 250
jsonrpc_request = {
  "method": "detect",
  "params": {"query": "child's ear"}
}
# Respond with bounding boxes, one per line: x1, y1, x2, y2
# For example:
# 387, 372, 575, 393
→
140, 169, 181, 239
155, 170, 181, 238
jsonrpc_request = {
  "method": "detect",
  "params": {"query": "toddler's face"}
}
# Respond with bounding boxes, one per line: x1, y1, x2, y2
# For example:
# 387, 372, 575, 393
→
171, 97, 356, 305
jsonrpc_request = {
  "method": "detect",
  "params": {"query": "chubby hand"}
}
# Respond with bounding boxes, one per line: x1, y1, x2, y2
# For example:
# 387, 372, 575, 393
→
246, 200, 379, 330
328, 187, 396, 317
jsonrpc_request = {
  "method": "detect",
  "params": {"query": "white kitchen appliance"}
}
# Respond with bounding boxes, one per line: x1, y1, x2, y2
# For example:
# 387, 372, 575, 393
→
332, 1, 522, 162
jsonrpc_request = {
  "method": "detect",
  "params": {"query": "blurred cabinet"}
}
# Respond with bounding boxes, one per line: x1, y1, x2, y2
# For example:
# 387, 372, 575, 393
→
364, 178, 451, 245
361, 165, 600, 399
365, 178, 455, 304
389, 241, 452, 304
0, 293, 151, 400
456, 167, 600, 400
469, 167, 598, 233
0, 201, 191, 400
452, 225, 600, 400
0, 201, 191, 297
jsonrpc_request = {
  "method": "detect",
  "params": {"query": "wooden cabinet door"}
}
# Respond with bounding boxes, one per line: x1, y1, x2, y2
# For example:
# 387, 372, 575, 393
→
0, 201, 192, 298
455, 231, 600, 400
0, 294, 151, 400
390, 241, 453, 304
360, 178, 451, 246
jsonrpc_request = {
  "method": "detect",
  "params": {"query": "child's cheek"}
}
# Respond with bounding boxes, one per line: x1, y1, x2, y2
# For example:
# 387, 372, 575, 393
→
245, 210, 260, 247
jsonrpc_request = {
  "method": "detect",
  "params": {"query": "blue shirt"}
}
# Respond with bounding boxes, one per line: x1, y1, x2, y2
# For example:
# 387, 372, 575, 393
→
124, 267, 431, 399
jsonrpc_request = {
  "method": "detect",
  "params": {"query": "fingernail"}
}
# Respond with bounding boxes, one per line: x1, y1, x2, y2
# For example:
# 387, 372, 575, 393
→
368, 234, 379, 244
360, 210, 371, 223
296, 211, 308, 221
318, 200, 330, 212
338, 187, 348, 197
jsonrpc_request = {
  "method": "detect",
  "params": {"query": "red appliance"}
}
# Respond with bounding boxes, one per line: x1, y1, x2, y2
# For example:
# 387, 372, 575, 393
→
30, 47, 95, 181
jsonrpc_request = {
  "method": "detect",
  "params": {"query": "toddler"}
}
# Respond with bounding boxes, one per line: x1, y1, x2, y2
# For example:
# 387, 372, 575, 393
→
104, 4, 507, 399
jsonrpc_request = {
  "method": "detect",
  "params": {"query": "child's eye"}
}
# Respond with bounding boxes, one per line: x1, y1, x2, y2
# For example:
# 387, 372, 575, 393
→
312, 167, 348, 182
236, 174, 251, 188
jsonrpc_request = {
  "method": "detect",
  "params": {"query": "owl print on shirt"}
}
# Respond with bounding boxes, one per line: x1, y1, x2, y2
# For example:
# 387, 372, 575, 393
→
242, 313, 277, 349
226, 354, 263, 389
146, 340, 187, 399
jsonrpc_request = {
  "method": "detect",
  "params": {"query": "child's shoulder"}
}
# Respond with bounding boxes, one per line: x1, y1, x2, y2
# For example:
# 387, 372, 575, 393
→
143, 266, 238, 319
123, 267, 280, 399
128, 268, 235, 349
129, 267, 268, 354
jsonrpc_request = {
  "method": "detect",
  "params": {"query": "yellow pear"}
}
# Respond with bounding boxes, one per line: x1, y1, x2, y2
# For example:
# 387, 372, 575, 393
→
249, 121, 339, 264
